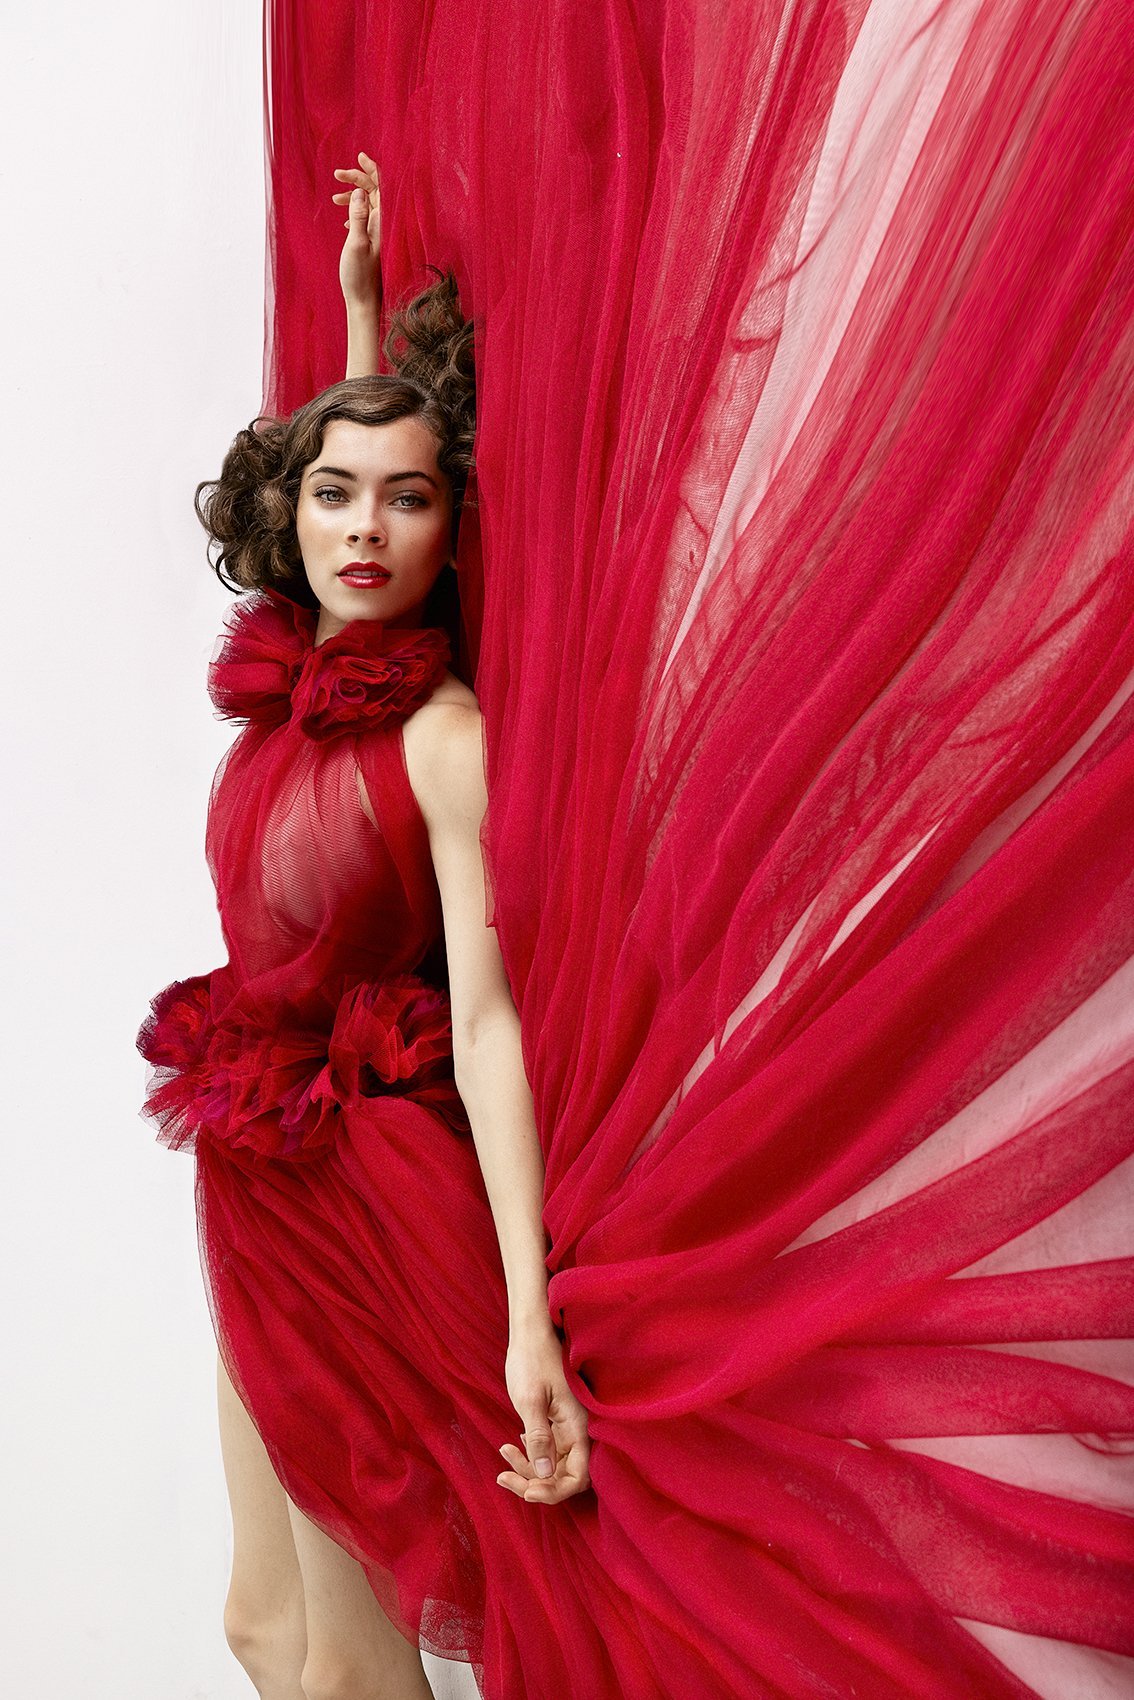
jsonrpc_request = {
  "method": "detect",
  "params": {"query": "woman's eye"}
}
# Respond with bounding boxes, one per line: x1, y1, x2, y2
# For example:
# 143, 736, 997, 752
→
310, 487, 427, 508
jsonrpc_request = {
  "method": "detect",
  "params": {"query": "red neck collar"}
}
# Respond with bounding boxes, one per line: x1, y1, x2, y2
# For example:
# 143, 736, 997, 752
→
207, 586, 451, 738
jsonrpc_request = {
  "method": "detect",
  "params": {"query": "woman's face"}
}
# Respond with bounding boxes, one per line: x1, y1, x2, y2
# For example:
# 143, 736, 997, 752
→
295, 416, 454, 643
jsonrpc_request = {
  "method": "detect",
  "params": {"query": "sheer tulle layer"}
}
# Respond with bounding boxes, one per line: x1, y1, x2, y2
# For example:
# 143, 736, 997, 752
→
196, 1101, 668, 1700
259, 1, 1134, 1695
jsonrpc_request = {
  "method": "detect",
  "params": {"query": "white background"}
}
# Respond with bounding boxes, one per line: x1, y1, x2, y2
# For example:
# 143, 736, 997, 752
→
0, 4, 471, 1696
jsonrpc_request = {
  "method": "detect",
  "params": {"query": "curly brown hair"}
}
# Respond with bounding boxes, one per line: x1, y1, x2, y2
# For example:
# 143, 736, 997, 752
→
197, 272, 475, 606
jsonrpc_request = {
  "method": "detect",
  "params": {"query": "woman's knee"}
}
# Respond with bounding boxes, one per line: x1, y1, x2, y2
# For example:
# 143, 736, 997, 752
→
224, 1588, 306, 1688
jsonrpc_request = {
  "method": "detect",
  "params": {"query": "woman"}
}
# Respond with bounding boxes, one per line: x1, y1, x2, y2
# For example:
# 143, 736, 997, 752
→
255, 9, 1134, 1699
138, 155, 595, 1700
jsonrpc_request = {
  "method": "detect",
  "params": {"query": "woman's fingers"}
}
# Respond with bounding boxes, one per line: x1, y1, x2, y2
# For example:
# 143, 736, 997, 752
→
521, 1400, 592, 1503
522, 1467, 587, 1504
496, 1467, 532, 1496
517, 1405, 557, 1480
332, 176, 368, 207
334, 187, 369, 244
334, 161, 379, 192
332, 168, 378, 209
495, 1426, 592, 1505
332, 163, 381, 250
525, 1417, 591, 1503
497, 1442, 590, 1504
496, 1442, 535, 1498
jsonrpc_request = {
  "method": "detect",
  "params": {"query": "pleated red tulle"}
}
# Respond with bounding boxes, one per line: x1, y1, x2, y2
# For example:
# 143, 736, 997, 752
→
253, 2, 1134, 1694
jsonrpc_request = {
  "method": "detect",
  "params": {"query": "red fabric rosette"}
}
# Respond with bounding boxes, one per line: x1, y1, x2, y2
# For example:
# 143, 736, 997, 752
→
138, 972, 214, 1068
327, 976, 470, 1136
207, 590, 310, 725
136, 973, 217, 1154
292, 625, 451, 740
202, 1019, 341, 1164
205, 587, 451, 738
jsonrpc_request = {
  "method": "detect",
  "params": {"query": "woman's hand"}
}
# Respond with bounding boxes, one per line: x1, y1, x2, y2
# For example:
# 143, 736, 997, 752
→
332, 150, 382, 309
498, 1324, 592, 1506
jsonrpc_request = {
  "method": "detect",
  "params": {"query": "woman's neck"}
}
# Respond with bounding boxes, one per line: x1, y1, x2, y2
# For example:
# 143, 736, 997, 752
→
314, 600, 428, 647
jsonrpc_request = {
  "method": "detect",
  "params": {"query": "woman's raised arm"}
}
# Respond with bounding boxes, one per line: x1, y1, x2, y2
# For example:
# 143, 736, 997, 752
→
332, 150, 382, 378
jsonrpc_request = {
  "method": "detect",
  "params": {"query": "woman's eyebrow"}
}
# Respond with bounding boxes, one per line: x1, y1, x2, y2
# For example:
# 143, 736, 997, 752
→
305, 466, 439, 488
385, 469, 439, 488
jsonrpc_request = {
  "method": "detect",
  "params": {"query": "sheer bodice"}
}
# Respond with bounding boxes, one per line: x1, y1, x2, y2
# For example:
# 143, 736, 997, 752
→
137, 588, 466, 1167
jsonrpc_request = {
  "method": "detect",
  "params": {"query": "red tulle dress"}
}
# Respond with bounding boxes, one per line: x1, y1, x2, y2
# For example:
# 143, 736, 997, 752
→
136, 587, 646, 1699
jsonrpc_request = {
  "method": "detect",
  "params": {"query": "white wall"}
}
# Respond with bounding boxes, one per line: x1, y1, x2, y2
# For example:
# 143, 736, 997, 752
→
0, 5, 473, 1696
1, 3, 264, 1695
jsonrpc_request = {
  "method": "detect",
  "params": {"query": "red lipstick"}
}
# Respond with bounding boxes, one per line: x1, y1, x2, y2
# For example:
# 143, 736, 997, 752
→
338, 563, 392, 588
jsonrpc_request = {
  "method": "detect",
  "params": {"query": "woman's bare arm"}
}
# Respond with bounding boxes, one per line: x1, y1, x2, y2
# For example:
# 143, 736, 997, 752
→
404, 697, 592, 1506
332, 151, 382, 378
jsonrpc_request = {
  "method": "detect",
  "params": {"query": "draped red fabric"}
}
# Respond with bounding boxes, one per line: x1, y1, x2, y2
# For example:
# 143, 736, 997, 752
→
257, 2, 1134, 1695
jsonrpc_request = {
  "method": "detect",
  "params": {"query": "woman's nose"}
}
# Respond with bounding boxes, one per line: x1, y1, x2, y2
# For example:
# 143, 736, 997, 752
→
347, 519, 384, 545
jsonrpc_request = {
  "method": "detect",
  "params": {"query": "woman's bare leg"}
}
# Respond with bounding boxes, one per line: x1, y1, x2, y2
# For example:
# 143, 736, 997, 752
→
285, 1494, 436, 1700
216, 1352, 308, 1697
217, 1349, 433, 1700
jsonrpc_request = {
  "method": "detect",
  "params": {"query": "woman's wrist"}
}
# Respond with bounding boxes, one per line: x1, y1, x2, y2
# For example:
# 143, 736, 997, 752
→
344, 299, 382, 380
344, 292, 381, 320
508, 1298, 558, 1341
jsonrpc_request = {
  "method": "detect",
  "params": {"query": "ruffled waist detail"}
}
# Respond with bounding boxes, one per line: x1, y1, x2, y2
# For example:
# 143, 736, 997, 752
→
136, 973, 470, 1165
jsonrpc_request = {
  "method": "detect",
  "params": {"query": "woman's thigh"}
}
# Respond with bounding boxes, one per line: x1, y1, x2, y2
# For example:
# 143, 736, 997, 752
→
284, 1494, 435, 1700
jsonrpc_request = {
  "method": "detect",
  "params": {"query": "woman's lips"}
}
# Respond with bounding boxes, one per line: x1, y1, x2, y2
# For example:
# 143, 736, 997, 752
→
338, 564, 392, 587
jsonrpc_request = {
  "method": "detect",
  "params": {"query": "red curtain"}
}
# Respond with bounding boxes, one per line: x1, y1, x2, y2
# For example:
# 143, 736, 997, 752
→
262, 2, 1134, 1693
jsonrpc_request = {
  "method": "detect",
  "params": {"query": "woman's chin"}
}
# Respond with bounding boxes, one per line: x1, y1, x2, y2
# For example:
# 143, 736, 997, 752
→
322, 580, 393, 617
312, 582, 431, 639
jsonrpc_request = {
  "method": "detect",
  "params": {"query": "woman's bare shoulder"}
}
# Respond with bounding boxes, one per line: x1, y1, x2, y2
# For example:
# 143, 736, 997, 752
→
402, 674, 485, 826
427, 670, 479, 712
